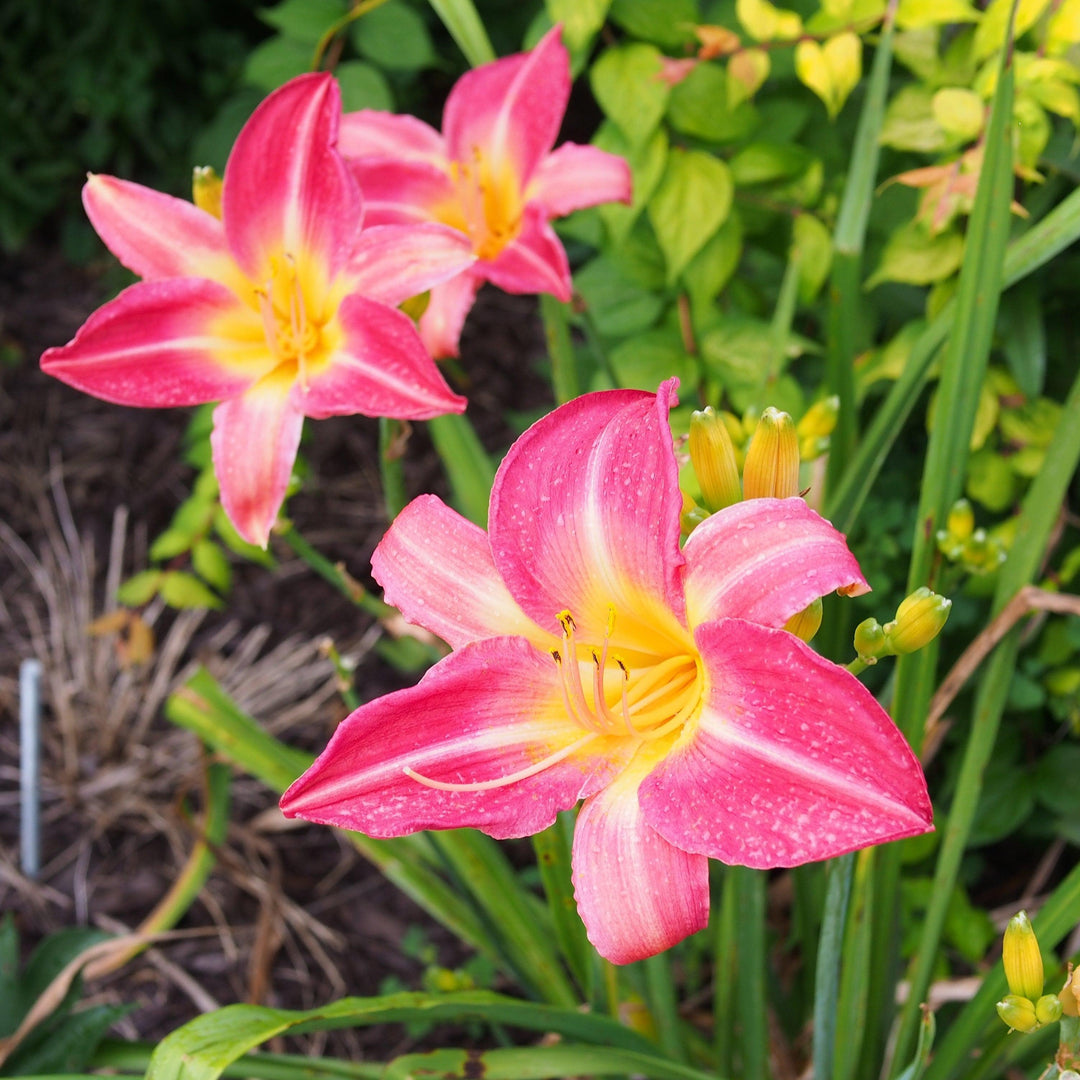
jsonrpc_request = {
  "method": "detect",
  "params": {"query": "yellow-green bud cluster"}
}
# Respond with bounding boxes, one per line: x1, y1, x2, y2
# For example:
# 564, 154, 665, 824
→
996, 911, 1064, 1034
853, 588, 951, 663
796, 395, 839, 462
936, 499, 1007, 574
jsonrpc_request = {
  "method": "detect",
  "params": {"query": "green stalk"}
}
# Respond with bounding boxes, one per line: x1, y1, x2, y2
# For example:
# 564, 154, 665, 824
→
425, 0, 495, 65
735, 867, 769, 1080
713, 869, 738, 1076
833, 849, 874, 1080
532, 812, 590, 991
770, 253, 801, 382
824, 0, 897, 492
889, 359, 1080, 1075
427, 412, 495, 527
826, 179, 1080, 536
378, 417, 408, 521
540, 294, 580, 405
645, 952, 687, 1063
279, 524, 395, 621
865, 12, 1019, 1070
811, 853, 854, 1080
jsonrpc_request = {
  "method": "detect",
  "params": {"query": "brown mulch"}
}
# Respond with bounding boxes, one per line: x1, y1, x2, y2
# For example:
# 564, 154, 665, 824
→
0, 243, 553, 1058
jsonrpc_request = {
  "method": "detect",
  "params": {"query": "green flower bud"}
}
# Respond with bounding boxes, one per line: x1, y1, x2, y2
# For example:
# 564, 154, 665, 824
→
797, 395, 839, 461
1035, 993, 1063, 1025
689, 407, 742, 512
883, 587, 952, 655
681, 504, 711, 537
947, 498, 975, 541
854, 618, 887, 664
1003, 911, 1045, 1000
997, 993, 1039, 1033
192, 165, 222, 220
743, 407, 800, 500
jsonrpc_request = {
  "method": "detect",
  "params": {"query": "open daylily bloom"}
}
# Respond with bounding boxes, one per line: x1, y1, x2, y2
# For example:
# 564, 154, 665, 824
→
41, 73, 476, 546
281, 381, 932, 964
338, 25, 632, 358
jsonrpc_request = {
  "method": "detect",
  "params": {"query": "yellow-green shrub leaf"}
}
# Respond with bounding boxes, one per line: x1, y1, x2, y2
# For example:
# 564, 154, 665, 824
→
160, 571, 225, 611
795, 32, 862, 118
192, 539, 232, 595
729, 142, 812, 185
590, 43, 670, 146
116, 570, 164, 607
737, 0, 802, 39
880, 84, 949, 151
966, 447, 1019, 510
667, 63, 759, 142
648, 149, 734, 282
681, 213, 743, 310
793, 213, 833, 302
546, 0, 611, 52
974, 0, 1053, 58
897, 0, 980, 29
728, 49, 770, 106
595, 122, 668, 244
932, 87, 986, 141
866, 221, 965, 288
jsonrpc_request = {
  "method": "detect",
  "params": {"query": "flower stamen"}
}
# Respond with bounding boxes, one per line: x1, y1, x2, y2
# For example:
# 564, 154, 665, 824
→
403, 731, 599, 791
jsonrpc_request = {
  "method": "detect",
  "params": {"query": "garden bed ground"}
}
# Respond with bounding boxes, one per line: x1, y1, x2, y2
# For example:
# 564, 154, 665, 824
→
0, 242, 552, 1056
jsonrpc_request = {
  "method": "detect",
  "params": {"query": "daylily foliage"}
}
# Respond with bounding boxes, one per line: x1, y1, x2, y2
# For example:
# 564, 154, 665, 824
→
338, 26, 632, 358
41, 73, 476, 547
282, 381, 932, 964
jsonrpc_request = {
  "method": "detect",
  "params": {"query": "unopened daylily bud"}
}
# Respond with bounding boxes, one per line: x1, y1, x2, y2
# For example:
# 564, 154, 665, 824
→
192, 165, 223, 220
997, 993, 1040, 1033
784, 597, 823, 643
854, 618, 887, 663
797, 396, 839, 460
1003, 911, 1045, 1001
743, 407, 800, 499
690, 407, 743, 511
883, 587, 952, 655
1036, 993, 1063, 1025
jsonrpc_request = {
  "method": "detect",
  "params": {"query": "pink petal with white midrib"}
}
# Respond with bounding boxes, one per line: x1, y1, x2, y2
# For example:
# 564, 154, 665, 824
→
280, 636, 626, 840
302, 296, 465, 420
639, 620, 933, 869
83, 176, 233, 283
443, 26, 569, 187
40, 278, 271, 407
572, 745, 710, 965
346, 224, 475, 308
528, 143, 633, 218
418, 273, 483, 359
345, 159, 455, 226
371, 495, 544, 650
489, 382, 687, 648
223, 73, 360, 283
211, 371, 305, 547
682, 498, 869, 630
339, 109, 447, 166
482, 206, 571, 300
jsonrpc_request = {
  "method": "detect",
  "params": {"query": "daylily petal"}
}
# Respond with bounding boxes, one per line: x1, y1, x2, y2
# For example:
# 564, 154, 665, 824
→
640, 620, 933, 868
371, 494, 544, 649
83, 175, 235, 283
528, 143, 633, 218
345, 224, 475, 308
211, 368, 305, 547
444, 25, 569, 185
224, 72, 361, 284
573, 744, 710, 965
489, 381, 688, 649
683, 497, 869, 630
346, 158, 456, 226
418, 272, 483, 359
302, 295, 465, 420
482, 206, 571, 300
280, 636, 626, 840
40, 278, 272, 407
339, 109, 447, 166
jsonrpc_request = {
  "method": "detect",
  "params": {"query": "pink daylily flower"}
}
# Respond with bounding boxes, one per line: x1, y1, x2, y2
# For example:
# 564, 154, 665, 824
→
338, 26, 632, 358
281, 380, 932, 965
41, 73, 476, 546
